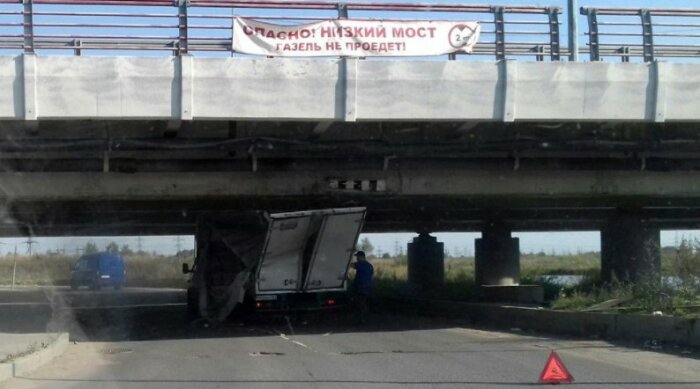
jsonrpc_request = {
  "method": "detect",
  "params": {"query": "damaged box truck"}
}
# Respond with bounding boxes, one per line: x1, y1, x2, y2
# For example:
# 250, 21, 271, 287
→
182, 207, 366, 324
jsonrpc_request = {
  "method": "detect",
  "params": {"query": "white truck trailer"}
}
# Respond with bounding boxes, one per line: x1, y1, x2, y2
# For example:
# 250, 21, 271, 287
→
182, 207, 366, 324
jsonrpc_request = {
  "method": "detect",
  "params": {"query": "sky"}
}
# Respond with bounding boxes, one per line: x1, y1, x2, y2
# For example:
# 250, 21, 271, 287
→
0, 0, 699, 256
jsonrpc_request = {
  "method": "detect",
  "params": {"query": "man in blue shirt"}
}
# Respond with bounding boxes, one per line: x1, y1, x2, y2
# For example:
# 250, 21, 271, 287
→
351, 251, 373, 324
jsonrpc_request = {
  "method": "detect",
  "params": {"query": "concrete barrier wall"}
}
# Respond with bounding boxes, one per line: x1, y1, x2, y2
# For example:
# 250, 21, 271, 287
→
380, 297, 700, 347
2, 55, 700, 122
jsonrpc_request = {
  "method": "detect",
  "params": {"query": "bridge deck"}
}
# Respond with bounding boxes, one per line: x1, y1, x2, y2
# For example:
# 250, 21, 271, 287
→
2, 2, 700, 236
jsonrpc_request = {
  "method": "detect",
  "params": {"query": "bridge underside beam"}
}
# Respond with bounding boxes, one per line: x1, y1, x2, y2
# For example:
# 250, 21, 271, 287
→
1, 168, 700, 236
3, 170, 700, 202
5, 198, 700, 237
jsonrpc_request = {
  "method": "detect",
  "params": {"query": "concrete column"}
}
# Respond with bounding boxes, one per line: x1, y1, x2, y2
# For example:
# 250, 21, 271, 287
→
601, 216, 660, 283
407, 233, 444, 289
475, 224, 520, 286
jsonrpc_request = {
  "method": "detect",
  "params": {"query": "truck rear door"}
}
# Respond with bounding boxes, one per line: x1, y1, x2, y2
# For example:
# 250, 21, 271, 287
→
256, 212, 312, 293
303, 208, 366, 291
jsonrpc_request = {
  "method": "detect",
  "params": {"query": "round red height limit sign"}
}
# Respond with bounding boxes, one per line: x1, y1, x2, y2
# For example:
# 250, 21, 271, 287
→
448, 24, 478, 49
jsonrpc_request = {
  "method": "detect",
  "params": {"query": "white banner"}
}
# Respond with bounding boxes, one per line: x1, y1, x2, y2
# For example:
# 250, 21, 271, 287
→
232, 17, 480, 57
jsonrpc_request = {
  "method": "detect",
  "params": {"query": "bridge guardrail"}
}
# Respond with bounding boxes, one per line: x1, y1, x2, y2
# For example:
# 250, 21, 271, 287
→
1, 1, 700, 62
0, 0, 562, 60
581, 7, 700, 62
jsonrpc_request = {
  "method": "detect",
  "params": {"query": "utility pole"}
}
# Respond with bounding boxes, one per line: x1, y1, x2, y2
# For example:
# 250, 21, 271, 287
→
137, 235, 143, 254
175, 236, 183, 254
11, 245, 17, 290
393, 240, 400, 257
24, 237, 37, 256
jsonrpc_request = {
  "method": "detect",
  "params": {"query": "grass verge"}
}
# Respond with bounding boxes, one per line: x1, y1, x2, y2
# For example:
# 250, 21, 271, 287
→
0, 254, 189, 289
3, 246, 699, 317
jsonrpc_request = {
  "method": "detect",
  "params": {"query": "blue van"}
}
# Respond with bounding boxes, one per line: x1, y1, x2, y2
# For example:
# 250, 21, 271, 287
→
70, 252, 126, 290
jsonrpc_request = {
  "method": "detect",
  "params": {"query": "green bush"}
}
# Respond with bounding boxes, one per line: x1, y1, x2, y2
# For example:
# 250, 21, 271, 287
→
551, 290, 599, 310
670, 239, 700, 281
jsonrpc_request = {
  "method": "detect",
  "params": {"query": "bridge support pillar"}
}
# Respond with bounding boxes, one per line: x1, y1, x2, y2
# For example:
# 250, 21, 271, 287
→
475, 224, 520, 286
407, 233, 444, 289
601, 216, 660, 284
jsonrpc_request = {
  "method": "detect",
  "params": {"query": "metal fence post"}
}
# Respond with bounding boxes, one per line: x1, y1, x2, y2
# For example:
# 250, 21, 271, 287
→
492, 6, 505, 60
178, 0, 189, 55
533, 45, 544, 61
582, 8, 599, 61
618, 46, 630, 62
73, 39, 82, 56
547, 7, 561, 61
640, 9, 654, 63
338, 3, 348, 19
23, 0, 34, 54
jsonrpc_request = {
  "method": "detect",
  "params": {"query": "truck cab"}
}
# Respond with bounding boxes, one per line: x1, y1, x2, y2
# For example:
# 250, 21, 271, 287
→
183, 207, 365, 323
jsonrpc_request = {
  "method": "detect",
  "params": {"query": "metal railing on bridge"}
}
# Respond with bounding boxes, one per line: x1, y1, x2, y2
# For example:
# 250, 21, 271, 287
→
0, 0, 562, 60
0, 1, 699, 62
581, 7, 700, 62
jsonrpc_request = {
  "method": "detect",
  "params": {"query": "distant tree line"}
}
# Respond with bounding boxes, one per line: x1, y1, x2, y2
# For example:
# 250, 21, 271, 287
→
83, 241, 144, 256
80, 241, 192, 258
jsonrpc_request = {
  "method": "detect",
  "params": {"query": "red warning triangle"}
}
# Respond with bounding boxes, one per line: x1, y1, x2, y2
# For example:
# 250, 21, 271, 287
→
539, 351, 574, 384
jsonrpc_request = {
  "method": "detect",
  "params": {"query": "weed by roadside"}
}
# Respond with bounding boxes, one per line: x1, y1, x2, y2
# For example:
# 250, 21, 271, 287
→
371, 247, 700, 317
552, 280, 700, 316
371, 255, 596, 302
0, 341, 46, 364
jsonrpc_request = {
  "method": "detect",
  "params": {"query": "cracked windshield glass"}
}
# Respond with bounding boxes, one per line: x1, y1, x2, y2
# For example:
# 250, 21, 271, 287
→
0, 0, 699, 388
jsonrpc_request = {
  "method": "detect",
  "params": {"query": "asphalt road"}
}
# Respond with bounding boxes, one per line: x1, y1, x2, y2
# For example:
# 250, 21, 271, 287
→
1, 287, 699, 388
0, 286, 184, 306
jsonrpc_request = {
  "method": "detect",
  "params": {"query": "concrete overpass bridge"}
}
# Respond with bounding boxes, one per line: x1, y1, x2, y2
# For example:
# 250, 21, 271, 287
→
2, 0, 700, 288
